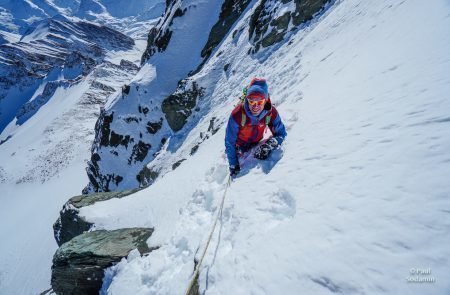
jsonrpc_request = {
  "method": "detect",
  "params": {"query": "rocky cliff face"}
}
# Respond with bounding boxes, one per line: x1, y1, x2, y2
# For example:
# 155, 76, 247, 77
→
197, 0, 252, 71
53, 188, 142, 246
83, 0, 223, 192
51, 228, 154, 295
51, 188, 153, 294
85, 0, 256, 192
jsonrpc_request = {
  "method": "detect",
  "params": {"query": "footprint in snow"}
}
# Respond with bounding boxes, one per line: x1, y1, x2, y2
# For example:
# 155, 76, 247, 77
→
205, 161, 229, 185
190, 186, 216, 212
257, 189, 296, 220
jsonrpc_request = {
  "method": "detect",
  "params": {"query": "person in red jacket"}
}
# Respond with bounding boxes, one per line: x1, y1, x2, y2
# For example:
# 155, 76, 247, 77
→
225, 78, 287, 177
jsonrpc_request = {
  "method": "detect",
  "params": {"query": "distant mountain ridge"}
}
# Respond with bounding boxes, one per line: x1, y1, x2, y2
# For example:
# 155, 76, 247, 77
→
0, 0, 164, 37
0, 0, 165, 136
0, 15, 135, 134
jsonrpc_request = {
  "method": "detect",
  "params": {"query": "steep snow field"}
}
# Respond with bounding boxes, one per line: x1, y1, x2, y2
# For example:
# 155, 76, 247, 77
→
0, 161, 89, 295
79, 0, 450, 294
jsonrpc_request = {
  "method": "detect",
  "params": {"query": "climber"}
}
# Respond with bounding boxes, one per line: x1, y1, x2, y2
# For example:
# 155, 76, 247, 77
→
225, 78, 287, 177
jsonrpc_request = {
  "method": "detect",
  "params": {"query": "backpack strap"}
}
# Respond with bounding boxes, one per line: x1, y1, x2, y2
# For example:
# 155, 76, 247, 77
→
240, 86, 248, 104
241, 110, 270, 127
241, 111, 272, 127
241, 110, 246, 126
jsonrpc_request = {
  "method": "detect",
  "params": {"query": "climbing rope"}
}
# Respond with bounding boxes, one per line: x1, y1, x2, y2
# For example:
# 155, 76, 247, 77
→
185, 175, 232, 295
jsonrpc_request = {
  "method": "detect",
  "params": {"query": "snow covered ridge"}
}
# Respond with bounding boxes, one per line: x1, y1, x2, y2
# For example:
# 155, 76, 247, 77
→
0, 0, 165, 37
0, 15, 135, 134
85, 0, 329, 193
0, 12, 145, 185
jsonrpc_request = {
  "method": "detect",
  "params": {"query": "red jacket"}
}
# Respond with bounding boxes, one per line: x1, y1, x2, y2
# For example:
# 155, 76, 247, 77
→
225, 99, 287, 166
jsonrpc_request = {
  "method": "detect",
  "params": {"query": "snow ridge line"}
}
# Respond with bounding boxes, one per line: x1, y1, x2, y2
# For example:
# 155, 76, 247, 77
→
185, 174, 232, 295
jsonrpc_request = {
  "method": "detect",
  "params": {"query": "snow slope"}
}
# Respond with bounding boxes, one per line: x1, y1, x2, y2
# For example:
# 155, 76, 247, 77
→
76, 0, 450, 294
0, 155, 89, 295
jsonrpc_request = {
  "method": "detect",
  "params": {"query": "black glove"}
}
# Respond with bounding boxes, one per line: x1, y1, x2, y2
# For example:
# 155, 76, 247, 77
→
229, 164, 240, 177
254, 138, 278, 160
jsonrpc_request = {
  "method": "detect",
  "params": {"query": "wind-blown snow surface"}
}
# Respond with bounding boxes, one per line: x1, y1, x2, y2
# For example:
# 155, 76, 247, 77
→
80, 0, 450, 294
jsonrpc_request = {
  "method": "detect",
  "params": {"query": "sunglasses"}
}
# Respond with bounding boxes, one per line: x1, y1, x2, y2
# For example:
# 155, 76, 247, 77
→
247, 98, 265, 106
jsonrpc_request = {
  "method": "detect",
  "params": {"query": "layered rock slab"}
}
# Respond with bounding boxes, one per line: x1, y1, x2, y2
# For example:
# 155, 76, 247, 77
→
53, 188, 141, 246
51, 228, 154, 295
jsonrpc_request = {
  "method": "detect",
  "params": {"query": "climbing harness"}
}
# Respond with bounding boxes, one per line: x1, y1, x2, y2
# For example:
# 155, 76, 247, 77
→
185, 175, 232, 295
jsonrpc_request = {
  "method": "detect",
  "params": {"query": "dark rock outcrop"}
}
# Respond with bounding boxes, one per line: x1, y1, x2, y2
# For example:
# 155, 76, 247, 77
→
122, 84, 131, 95
162, 79, 205, 132
172, 158, 186, 170
190, 0, 252, 75
141, 5, 176, 64
200, 0, 252, 61
53, 188, 141, 246
128, 140, 152, 164
136, 166, 160, 187
110, 131, 132, 148
51, 228, 154, 295
146, 118, 164, 134
85, 108, 139, 192
119, 59, 139, 72
91, 80, 115, 92
189, 116, 222, 156
249, 0, 329, 53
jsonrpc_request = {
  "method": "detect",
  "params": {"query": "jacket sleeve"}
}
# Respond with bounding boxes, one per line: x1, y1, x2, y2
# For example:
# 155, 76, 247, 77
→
269, 110, 287, 145
225, 116, 240, 166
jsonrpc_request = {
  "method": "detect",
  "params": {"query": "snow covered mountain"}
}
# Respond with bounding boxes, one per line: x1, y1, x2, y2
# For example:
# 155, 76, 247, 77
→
0, 0, 166, 137
2, 0, 450, 294
0, 15, 135, 132
0, 1, 162, 293
0, 0, 164, 37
